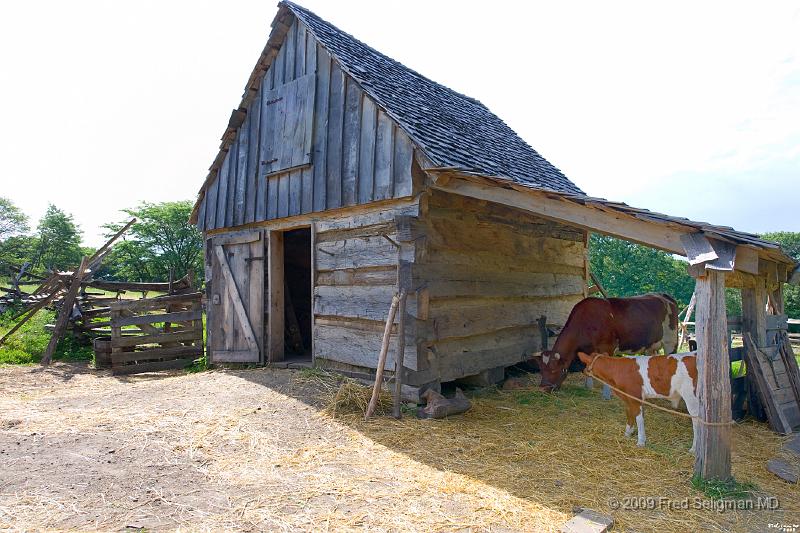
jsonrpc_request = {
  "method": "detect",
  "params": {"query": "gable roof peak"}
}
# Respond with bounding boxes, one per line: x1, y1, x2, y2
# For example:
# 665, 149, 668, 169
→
282, 1, 584, 195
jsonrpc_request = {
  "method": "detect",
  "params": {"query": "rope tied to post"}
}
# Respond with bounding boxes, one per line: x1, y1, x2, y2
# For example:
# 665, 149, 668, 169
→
582, 366, 735, 427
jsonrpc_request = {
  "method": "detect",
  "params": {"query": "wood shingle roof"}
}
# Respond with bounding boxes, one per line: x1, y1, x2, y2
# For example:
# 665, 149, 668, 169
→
284, 1, 584, 196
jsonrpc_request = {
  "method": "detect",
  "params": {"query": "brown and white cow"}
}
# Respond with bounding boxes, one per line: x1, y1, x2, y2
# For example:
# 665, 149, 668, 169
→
531, 294, 678, 391
577, 351, 699, 452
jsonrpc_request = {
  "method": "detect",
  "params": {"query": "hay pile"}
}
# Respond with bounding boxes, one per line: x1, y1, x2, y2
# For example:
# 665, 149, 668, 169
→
2, 364, 797, 532
318, 372, 799, 533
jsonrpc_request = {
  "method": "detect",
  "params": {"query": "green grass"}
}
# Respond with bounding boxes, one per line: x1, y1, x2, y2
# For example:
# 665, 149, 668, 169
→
0, 309, 92, 365
691, 474, 757, 500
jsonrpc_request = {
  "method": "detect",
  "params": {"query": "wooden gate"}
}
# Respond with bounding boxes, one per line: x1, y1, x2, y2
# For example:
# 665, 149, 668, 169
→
109, 292, 204, 375
208, 231, 264, 363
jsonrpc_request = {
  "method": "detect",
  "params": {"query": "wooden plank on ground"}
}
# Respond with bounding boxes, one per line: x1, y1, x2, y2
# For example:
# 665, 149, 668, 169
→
111, 346, 202, 365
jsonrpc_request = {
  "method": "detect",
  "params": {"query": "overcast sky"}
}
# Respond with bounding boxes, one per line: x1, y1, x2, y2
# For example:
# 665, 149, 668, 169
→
1, 1, 798, 246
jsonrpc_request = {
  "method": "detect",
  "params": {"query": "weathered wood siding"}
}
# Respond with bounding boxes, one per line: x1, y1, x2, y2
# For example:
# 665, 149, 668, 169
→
414, 191, 587, 383
312, 202, 420, 371
198, 17, 414, 232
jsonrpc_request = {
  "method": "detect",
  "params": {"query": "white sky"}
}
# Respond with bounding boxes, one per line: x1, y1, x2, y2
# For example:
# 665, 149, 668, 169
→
1, 1, 798, 247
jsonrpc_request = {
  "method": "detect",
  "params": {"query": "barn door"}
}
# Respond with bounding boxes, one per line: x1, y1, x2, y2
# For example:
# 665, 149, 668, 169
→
208, 231, 264, 363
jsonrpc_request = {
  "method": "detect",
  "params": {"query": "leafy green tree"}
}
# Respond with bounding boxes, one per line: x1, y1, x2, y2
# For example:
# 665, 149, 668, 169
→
761, 231, 800, 319
0, 197, 34, 277
589, 234, 695, 307
32, 205, 84, 271
100, 201, 202, 283
0, 197, 29, 240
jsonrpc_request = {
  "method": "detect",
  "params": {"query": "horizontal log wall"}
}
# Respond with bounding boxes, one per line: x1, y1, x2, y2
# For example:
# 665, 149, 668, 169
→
198, 17, 414, 232
417, 191, 587, 383
312, 202, 420, 371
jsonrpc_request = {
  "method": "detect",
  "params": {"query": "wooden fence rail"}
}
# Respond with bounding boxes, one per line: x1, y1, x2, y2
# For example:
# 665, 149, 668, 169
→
110, 292, 204, 375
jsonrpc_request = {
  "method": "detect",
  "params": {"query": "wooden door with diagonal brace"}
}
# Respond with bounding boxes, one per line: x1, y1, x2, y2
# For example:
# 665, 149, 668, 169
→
208, 231, 264, 363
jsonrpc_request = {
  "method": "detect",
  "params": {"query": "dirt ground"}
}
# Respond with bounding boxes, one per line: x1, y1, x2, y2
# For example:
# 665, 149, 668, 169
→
1, 363, 798, 532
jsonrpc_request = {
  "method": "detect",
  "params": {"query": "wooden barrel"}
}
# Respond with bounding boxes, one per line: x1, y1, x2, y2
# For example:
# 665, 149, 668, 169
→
93, 337, 112, 369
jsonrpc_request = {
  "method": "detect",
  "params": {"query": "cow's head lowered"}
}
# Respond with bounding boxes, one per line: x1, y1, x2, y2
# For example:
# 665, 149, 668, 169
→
530, 350, 571, 392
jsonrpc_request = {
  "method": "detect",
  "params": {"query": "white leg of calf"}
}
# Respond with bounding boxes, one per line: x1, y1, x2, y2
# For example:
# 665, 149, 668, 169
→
625, 424, 634, 438
683, 391, 700, 454
636, 408, 646, 447
690, 419, 699, 455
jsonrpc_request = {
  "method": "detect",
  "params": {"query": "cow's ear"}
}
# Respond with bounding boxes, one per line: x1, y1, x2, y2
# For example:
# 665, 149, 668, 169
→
553, 352, 561, 361
576, 351, 594, 365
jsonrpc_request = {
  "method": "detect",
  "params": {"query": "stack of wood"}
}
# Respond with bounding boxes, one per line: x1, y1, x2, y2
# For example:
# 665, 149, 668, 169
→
0, 219, 196, 366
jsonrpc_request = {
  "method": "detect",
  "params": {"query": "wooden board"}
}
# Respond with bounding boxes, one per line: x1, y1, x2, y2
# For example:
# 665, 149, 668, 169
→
197, 22, 417, 232
208, 232, 263, 363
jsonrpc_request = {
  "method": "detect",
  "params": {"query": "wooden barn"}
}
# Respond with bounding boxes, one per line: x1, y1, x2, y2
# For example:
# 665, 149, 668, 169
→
190, 1, 799, 479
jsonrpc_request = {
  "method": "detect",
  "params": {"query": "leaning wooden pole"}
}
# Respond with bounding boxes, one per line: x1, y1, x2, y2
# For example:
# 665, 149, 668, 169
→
693, 269, 732, 481
41, 257, 90, 366
365, 293, 400, 420
392, 290, 408, 419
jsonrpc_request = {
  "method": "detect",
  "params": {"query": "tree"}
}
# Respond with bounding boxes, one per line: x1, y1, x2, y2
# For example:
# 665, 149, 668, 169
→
761, 231, 800, 319
100, 201, 202, 283
589, 234, 695, 307
0, 197, 29, 240
32, 205, 84, 271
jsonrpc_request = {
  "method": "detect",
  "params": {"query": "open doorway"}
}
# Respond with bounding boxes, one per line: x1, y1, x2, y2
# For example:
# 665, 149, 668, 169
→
282, 228, 312, 361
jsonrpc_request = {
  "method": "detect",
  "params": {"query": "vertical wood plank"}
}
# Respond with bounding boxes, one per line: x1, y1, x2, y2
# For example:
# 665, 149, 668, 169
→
225, 140, 237, 228
246, 87, 262, 224
694, 270, 732, 481
305, 27, 316, 74
268, 230, 285, 362
197, 195, 207, 232
392, 128, 414, 198
249, 234, 264, 361
301, 65, 316, 212
296, 22, 306, 79
313, 45, 331, 212
284, 20, 296, 83
273, 37, 286, 87
358, 97, 377, 203
326, 62, 345, 209
205, 172, 219, 230
342, 78, 362, 206
234, 114, 250, 226
310, 221, 317, 363
215, 153, 230, 227
374, 110, 394, 200
289, 169, 302, 216
277, 173, 290, 218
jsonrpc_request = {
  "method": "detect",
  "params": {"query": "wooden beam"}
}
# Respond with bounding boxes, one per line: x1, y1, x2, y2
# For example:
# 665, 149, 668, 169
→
268, 230, 285, 362
41, 257, 90, 366
431, 176, 689, 254
693, 269, 732, 481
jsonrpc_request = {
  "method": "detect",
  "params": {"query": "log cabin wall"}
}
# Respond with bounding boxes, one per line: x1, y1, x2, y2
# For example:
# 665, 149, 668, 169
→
413, 190, 587, 383
311, 202, 420, 373
196, 17, 415, 232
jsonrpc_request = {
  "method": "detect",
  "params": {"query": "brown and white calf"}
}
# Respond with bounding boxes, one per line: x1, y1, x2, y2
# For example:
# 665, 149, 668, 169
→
577, 351, 699, 452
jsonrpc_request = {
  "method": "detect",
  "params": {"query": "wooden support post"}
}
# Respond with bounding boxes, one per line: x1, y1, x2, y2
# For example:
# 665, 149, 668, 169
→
268, 230, 285, 362
392, 291, 408, 419
742, 276, 768, 421
41, 256, 90, 366
693, 269, 732, 481
366, 292, 401, 420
